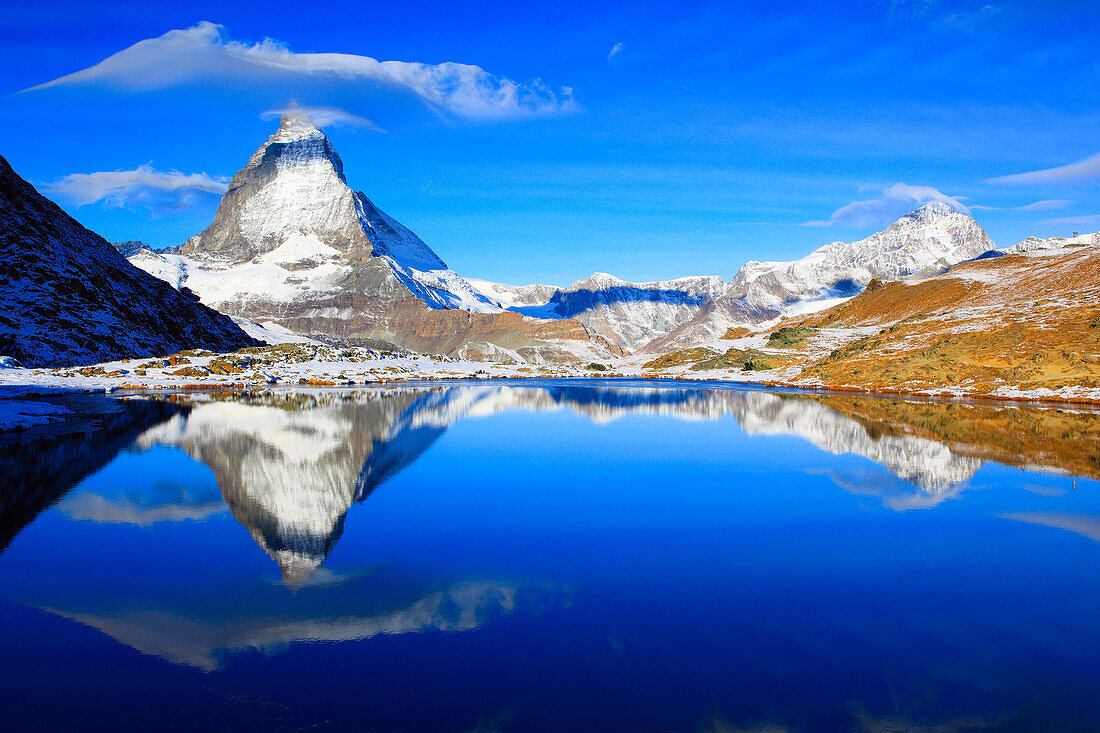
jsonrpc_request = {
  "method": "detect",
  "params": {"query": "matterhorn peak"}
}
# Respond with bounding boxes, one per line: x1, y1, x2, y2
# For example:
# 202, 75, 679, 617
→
281, 111, 318, 131
174, 114, 503, 317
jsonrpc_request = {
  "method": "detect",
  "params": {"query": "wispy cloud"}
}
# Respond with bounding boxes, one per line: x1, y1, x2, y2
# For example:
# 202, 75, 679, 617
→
60, 493, 226, 525
1036, 214, 1100, 228
44, 164, 227, 212
803, 182, 968, 227
986, 151, 1100, 184
607, 42, 625, 63
969, 199, 1072, 211
1000, 512, 1100, 543
23, 22, 579, 122
260, 103, 384, 131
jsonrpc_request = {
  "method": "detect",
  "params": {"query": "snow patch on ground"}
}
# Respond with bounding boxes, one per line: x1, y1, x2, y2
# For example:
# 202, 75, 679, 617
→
232, 319, 320, 345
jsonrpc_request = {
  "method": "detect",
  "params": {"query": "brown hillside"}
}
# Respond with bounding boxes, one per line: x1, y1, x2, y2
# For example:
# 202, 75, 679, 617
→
790, 243, 1100, 398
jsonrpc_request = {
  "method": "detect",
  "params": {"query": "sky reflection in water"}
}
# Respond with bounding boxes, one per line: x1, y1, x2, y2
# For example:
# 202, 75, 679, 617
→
0, 383, 1098, 732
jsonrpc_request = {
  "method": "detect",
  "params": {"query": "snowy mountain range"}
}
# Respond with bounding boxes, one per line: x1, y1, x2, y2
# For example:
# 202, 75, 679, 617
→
477, 273, 727, 351
645, 201, 995, 351
463, 202, 995, 353
0, 154, 258, 367
0, 109, 1015, 368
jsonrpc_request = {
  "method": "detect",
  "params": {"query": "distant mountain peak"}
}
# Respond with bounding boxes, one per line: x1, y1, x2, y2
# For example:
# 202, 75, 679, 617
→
113, 240, 152, 257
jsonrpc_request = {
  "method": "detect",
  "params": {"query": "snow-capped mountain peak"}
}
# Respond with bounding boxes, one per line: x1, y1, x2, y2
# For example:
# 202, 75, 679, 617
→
644, 204, 995, 352
910, 199, 964, 219
726, 203, 992, 307
272, 112, 323, 141
152, 115, 502, 315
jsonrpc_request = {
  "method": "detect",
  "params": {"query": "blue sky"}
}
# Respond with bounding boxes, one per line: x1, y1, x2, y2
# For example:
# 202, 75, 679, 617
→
1, 0, 1097, 285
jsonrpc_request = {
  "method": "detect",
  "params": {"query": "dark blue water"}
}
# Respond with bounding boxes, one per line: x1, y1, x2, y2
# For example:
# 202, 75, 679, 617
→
1, 383, 1098, 732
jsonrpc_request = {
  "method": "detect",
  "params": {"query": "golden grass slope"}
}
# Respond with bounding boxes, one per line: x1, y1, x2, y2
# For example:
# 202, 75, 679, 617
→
792, 241, 1100, 398
640, 238, 1100, 402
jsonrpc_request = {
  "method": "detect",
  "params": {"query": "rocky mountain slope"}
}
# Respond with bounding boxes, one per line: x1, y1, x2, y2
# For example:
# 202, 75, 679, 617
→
127, 114, 618, 364
642, 230, 1100, 402
644, 202, 994, 352
474, 203, 994, 354
791, 231, 1100, 399
479, 273, 727, 351
0, 154, 259, 367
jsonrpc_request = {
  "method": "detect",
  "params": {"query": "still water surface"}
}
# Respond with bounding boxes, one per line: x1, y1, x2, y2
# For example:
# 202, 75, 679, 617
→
1, 381, 1098, 732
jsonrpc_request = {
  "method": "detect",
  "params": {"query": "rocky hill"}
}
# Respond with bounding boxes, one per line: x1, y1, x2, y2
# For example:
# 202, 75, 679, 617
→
791, 231, 1100, 399
0, 154, 259, 367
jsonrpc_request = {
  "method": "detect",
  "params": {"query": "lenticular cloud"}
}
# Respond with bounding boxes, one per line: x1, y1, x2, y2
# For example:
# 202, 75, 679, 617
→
803, 183, 969, 228
24, 21, 578, 122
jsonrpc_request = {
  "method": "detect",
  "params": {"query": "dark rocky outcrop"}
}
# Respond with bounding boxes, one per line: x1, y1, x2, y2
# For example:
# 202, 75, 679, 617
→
0, 154, 260, 367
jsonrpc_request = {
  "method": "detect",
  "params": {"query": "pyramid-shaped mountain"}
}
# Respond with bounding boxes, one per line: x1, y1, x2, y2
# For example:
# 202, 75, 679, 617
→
0, 154, 259, 367
130, 114, 618, 363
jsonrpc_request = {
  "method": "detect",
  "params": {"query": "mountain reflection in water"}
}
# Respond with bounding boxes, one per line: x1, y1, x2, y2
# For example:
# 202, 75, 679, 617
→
1, 382, 1098, 731
68, 386, 982, 578
6, 384, 1100, 580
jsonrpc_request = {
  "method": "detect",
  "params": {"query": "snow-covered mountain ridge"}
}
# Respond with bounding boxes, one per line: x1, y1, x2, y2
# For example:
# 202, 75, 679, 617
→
642, 202, 995, 352
470, 202, 995, 353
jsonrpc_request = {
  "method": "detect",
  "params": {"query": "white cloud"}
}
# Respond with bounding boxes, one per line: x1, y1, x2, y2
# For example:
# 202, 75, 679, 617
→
986, 151, 1100, 184
1036, 214, 1100, 228
969, 199, 1072, 211
260, 103, 384, 131
24, 21, 579, 122
44, 164, 227, 212
1000, 512, 1100, 544
803, 182, 968, 227
1018, 198, 1072, 211
608, 42, 625, 63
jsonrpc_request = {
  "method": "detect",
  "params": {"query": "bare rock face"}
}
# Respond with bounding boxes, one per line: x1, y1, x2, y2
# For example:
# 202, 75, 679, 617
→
130, 114, 617, 363
0, 154, 260, 367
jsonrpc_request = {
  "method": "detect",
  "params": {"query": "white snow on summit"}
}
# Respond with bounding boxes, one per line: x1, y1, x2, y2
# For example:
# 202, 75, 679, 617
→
645, 202, 995, 351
